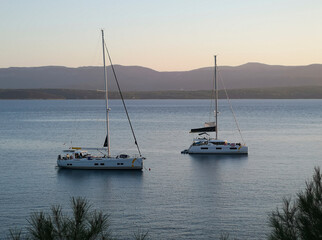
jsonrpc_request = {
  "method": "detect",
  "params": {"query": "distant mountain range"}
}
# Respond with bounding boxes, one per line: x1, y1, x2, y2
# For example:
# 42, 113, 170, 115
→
1, 63, 322, 91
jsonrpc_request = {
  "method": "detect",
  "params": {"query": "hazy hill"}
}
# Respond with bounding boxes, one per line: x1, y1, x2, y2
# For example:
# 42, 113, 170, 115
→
0, 63, 322, 91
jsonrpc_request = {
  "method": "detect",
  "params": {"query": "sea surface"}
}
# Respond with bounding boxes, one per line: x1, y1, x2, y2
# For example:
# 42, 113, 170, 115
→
0, 99, 321, 239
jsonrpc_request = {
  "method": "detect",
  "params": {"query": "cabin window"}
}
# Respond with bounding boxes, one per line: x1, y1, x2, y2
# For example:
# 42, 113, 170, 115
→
216, 147, 222, 150
201, 147, 208, 150
117, 163, 124, 165
193, 141, 208, 146
230, 147, 237, 150
211, 142, 226, 145
94, 163, 98, 166
100, 163, 104, 165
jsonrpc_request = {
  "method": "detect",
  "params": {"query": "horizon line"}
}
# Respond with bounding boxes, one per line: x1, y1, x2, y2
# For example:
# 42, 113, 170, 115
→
1, 62, 322, 72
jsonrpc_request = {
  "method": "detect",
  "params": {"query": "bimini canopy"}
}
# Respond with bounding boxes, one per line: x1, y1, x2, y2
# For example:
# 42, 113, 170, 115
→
190, 126, 216, 133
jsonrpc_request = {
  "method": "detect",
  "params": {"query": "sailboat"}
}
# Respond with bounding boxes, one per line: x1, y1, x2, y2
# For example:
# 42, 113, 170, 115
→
184, 56, 248, 154
57, 30, 144, 169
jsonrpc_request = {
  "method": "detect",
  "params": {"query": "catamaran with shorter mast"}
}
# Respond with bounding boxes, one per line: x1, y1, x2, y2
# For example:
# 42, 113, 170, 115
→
57, 30, 144, 169
184, 56, 248, 155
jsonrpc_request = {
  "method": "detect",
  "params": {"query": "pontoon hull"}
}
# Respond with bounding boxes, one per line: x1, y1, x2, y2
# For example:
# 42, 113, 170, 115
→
57, 157, 143, 170
188, 145, 248, 154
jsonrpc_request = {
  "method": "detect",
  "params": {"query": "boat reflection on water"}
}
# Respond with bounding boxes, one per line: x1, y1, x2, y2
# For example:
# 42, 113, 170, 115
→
187, 154, 249, 178
56, 168, 143, 183
188, 154, 248, 169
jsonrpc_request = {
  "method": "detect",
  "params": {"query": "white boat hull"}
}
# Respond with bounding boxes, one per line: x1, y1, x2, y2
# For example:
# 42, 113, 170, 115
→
57, 157, 143, 170
188, 144, 248, 154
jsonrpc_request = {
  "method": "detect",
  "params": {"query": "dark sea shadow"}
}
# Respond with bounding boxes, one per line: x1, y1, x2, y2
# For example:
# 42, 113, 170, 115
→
56, 168, 143, 182
55, 169, 144, 201
188, 154, 248, 169
185, 154, 249, 184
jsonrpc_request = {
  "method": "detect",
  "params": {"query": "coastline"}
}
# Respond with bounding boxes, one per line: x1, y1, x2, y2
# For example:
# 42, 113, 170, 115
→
1, 86, 322, 99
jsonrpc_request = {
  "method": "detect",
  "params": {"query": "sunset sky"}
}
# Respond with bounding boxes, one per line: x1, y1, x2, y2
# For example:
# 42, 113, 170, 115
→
1, 0, 322, 71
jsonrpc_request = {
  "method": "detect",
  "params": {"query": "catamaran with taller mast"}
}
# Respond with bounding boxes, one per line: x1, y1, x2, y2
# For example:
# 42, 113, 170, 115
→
57, 30, 144, 169
185, 56, 248, 154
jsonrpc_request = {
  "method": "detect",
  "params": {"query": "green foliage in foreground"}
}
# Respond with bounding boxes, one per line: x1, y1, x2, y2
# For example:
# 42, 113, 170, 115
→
216, 167, 322, 240
8, 197, 149, 240
8, 167, 322, 240
269, 167, 322, 240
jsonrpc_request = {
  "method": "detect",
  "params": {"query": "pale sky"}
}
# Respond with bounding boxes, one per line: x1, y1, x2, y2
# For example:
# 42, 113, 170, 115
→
1, 0, 322, 71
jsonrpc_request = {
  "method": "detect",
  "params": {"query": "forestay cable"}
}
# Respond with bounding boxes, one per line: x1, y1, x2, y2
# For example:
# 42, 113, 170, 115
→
103, 41, 142, 157
218, 70, 246, 145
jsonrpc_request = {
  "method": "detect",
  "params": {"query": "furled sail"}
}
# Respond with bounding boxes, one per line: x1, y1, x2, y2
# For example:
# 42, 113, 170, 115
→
190, 126, 216, 133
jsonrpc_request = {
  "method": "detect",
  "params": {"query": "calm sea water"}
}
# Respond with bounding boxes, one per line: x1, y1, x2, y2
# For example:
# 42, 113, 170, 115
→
0, 99, 321, 239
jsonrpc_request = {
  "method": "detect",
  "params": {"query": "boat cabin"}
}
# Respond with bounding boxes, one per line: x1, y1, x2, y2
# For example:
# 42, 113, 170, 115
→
57, 149, 133, 161
58, 149, 90, 160
192, 138, 242, 147
209, 139, 228, 145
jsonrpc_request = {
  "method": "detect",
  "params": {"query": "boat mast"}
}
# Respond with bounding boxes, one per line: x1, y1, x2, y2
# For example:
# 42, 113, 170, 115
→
101, 30, 110, 157
214, 55, 218, 140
